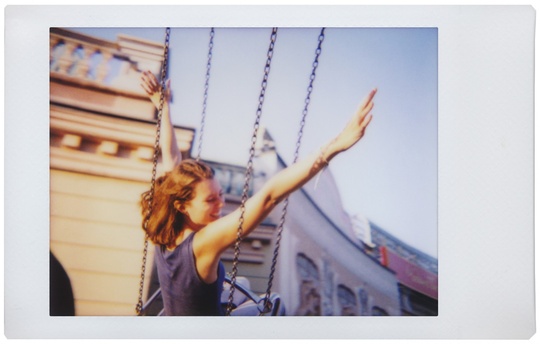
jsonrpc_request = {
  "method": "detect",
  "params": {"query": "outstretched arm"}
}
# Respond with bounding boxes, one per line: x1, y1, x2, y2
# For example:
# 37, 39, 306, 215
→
140, 70, 182, 171
195, 88, 377, 272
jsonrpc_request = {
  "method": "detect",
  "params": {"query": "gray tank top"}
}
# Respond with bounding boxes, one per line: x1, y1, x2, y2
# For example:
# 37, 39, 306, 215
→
154, 232, 225, 316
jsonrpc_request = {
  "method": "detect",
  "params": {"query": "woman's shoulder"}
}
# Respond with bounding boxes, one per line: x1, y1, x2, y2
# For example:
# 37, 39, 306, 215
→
156, 232, 196, 261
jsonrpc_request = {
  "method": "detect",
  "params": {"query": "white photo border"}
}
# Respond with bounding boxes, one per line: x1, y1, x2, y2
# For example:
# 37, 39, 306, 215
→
4, 4, 535, 339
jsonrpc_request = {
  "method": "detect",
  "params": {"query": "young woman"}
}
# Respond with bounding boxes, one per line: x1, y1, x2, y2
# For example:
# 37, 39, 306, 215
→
140, 70, 377, 316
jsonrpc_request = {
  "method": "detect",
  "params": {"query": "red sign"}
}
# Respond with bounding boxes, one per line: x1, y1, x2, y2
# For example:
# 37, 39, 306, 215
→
385, 248, 438, 300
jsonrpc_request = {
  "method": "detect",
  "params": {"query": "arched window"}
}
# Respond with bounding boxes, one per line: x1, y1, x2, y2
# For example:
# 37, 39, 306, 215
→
358, 288, 369, 316
337, 285, 357, 316
295, 253, 321, 316
296, 253, 319, 281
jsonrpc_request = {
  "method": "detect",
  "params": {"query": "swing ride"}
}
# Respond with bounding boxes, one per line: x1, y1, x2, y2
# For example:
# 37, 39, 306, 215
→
136, 27, 326, 317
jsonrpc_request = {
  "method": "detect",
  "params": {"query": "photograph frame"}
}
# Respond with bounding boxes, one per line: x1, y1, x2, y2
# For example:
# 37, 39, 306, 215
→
4, 4, 536, 339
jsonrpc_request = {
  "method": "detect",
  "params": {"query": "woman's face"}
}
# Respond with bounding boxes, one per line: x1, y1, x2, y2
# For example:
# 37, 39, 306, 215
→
182, 178, 224, 229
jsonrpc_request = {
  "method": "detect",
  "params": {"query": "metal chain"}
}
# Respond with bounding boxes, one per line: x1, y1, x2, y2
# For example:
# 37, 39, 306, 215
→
259, 28, 326, 316
226, 27, 278, 316
196, 27, 215, 161
136, 27, 171, 316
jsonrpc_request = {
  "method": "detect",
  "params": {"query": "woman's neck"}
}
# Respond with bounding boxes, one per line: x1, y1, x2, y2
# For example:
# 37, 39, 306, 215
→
177, 229, 194, 245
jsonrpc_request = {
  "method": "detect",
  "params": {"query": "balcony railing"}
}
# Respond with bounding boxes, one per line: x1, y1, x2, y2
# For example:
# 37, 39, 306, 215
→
50, 28, 164, 94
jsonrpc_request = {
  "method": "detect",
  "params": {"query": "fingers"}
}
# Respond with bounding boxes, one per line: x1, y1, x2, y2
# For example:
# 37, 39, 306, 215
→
363, 99, 374, 117
364, 88, 377, 107
355, 88, 376, 124
142, 70, 159, 88
140, 70, 160, 95
350, 88, 376, 139
360, 113, 373, 131
359, 88, 377, 112
140, 81, 153, 95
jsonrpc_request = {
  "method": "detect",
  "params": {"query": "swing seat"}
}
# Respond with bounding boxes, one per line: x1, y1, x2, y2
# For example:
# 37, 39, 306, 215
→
228, 292, 284, 316
221, 276, 286, 316
220, 276, 251, 309
140, 275, 285, 316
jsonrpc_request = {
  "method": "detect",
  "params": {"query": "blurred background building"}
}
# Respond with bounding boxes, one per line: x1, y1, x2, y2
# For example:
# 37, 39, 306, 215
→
49, 28, 437, 316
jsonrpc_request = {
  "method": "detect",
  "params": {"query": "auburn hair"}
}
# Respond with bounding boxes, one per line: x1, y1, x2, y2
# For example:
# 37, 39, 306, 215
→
140, 159, 214, 249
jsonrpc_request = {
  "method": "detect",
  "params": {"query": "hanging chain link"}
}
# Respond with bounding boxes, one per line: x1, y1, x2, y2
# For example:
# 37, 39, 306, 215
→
226, 27, 278, 316
259, 28, 326, 316
196, 28, 215, 161
136, 27, 171, 316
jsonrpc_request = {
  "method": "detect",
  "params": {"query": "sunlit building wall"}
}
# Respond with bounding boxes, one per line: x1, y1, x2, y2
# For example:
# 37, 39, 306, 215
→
50, 28, 194, 315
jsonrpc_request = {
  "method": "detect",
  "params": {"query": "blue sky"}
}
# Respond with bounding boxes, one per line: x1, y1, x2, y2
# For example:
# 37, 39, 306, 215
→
73, 27, 438, 258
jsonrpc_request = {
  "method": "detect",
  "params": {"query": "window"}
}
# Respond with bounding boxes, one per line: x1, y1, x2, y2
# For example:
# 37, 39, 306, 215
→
295, 254, 321, 316
358, 288, 369, 316
296, 253, 319, 280
337, 285, 357, 316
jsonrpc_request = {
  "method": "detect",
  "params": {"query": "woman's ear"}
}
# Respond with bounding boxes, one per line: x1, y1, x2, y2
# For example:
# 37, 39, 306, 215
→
173, 200, 185, 214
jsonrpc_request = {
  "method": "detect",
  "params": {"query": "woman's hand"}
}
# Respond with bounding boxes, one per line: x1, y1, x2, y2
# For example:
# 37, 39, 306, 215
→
193, 87, 378, 263
140, 70, 171, 109
140, 70, 181, 171
332, 88, 377, 154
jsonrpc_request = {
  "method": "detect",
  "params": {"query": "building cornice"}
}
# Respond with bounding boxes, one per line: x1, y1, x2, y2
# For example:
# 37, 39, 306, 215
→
50, 104, 194, 182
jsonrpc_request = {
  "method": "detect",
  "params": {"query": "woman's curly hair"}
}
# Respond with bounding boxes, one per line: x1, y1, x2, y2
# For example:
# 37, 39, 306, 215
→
141, 159, 214, 249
